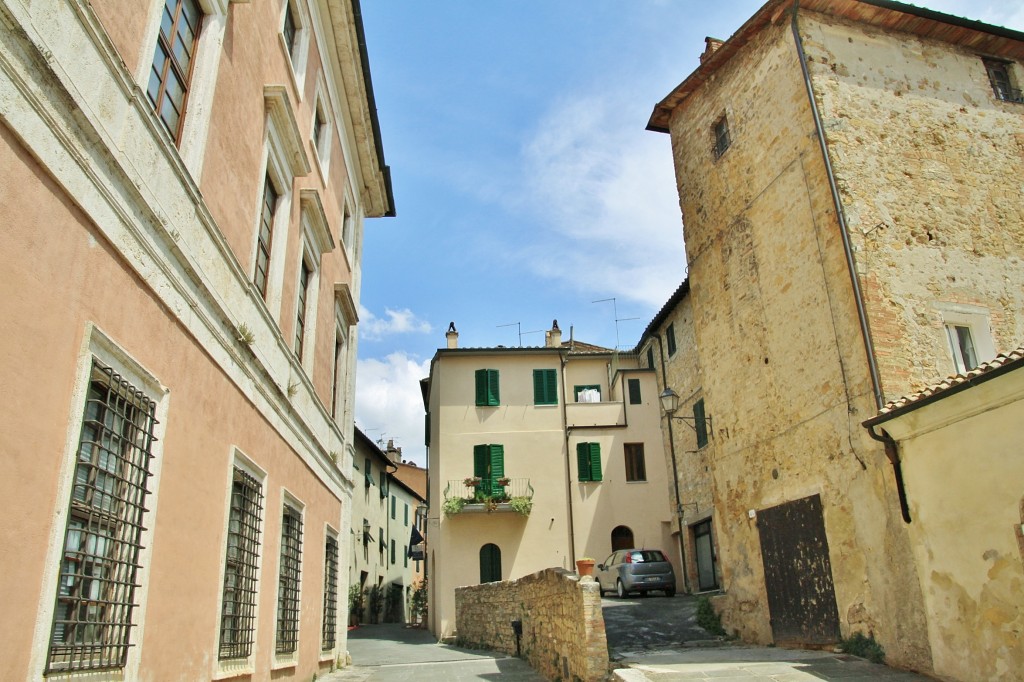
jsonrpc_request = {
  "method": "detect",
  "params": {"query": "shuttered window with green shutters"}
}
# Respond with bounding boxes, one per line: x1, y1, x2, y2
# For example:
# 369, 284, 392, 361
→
533, 369, 558, 405
473, 444, 505, 496
576, 442, 602, 482
475, 369, 500, 406
479, 543, 502, 583
694, 398, 709, 448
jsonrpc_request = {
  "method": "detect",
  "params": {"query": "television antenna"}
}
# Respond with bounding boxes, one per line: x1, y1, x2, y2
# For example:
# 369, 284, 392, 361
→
592, 298, 640, 350
497, 322, 544, 347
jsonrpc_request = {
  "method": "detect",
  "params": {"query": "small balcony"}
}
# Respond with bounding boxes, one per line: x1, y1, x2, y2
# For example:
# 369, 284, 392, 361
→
442, 477, 534, 517
566, 400, 625, 428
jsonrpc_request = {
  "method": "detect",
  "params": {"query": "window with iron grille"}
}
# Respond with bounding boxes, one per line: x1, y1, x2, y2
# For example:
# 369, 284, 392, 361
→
712, 114, 731, 159
254, 175, 278, 298
147, 0, 203, 141
45, 363, 158, 674
321, 535, 338, 651
218, 468, 264, 660
983, 58, 1023, 103
276, 505, 303, 654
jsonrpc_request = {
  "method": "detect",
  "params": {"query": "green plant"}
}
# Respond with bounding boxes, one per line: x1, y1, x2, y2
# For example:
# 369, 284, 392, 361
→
411, 579, 428, 624
236, 322, 255, 345
367, 584, 385, 623
839, 631, 885, 664
509, 496, 533, 517
348, 584, 365, 623
287, 380, 299, 398
443, 496, 466, 516
695, 596, 726, 636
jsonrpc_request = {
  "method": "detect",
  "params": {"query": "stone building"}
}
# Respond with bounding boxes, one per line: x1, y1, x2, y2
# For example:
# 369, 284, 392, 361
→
636, 279, 722, 595
350, 429, 425, 625
647, 0, 1024, 674
423, 322, 676, 640
0, 0, 392, 679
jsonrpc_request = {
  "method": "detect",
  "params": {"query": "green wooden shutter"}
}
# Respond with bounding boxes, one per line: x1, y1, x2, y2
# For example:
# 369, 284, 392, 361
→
475, 369, 487, 406
577, 442, 591, 481
694, 398, 708, 448
589, 443, 602, 482
474, 444, 489, 479
533, 369, 557, 405
628, 378, 641, 405
489, 444, 504, 495
487, 369, 500, 405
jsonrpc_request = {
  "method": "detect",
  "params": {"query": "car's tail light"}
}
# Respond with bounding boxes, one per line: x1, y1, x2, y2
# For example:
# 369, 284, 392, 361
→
624, 553, 632, 563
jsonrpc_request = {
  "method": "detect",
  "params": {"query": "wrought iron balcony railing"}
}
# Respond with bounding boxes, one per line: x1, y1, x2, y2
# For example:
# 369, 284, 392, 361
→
444, 477, 534, 502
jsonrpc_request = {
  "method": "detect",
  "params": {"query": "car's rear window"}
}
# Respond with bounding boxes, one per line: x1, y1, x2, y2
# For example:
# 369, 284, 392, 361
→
628, 550, 666, 563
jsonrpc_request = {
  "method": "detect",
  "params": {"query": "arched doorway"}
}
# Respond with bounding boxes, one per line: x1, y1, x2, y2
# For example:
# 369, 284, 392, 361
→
611, 525, 634, 551
479, 543, 502, 583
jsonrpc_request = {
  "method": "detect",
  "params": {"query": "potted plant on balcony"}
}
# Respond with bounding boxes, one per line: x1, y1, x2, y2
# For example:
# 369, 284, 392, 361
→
496, 476, 511, 487
463, 476, 482, 487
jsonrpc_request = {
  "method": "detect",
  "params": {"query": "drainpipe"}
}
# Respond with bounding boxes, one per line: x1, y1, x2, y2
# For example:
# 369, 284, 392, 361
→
652, 334, 690, 594
559, 349, 577, 566
791, 1, 884, 412
865, 424, 912, 522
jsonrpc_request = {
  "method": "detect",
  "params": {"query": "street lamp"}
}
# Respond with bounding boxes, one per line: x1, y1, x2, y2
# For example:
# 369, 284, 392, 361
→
659, 386, 712, 434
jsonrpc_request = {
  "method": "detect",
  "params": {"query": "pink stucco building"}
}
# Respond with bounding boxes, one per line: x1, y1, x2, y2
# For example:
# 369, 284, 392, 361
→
0, 0, 392, 679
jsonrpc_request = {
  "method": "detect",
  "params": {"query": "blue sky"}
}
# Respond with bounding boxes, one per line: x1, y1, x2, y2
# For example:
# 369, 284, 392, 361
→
353, 1, 1024, 465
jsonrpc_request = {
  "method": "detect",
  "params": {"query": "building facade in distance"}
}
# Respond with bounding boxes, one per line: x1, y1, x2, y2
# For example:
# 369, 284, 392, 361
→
0, 0, 392, 678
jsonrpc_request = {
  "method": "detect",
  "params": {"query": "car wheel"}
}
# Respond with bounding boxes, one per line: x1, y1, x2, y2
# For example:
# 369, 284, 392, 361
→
616, 579, 627, 598
665, 587, 676, 598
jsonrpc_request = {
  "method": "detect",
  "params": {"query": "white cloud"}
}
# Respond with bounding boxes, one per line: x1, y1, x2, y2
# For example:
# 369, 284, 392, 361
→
359, 305, 433, 341
355, 352, 430, 466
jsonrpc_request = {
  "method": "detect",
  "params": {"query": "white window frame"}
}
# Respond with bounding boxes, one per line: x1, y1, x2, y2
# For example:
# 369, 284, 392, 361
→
935, 302, 995, 375
30, 324, 169, 681
333, 284, 358, 422
340, 198, 356, 266
279, 0, 312, 99
273, 490, 305, 669
212, 450, 268, 680
252, 87, 310, 318
320, 524, 340, 661
310, 79, 334, 179
293, 190, 333, 372
138, 0, 231, 176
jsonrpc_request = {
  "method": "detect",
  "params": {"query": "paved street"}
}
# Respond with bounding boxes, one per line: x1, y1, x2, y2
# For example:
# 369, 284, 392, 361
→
602, 593, 714, 658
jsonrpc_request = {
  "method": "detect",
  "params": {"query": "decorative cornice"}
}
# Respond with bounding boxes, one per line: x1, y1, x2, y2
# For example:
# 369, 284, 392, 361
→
300, 189, 335, 255
264, 84, 311, 178
334, 282, 359, 325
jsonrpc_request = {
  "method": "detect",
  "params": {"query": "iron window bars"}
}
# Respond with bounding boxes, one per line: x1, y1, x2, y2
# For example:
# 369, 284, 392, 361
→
218, 468, 264, 660
276, 506, 303, 654
984, 58, 1024, 104
45, 363, 158, 674
322, 536, 339, 650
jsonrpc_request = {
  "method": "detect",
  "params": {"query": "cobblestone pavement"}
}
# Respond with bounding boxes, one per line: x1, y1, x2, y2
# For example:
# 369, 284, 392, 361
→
602, 593, 714, 658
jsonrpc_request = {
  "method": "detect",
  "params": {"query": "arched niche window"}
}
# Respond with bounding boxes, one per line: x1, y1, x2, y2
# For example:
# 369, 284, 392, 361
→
479, 543, 501, 584
611, 525, 634, 551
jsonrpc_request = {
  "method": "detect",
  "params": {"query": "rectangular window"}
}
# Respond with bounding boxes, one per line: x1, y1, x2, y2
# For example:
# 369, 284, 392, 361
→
628, 378, 642, 405
576, 442, 602, 482
666, 323, 677, 356
321, 535, 338, 651
984, 58, 1023, 103
364, 457, 372, 488
254, 175, 278, 298
533, 368, 558, 405
390, 539, 396, 565
694, 398, 709, 449
473, 444, 506, 496
624, 443, 646, 482
379, 470, 387, 499
946, 324, 979, 374
294, 258, 311, 356
475, 368, 500, 406
46, 364, 158, 674
276, 505, 303, 655
219, 468, 265, 660
391, 495, 396, 520
404, 546, 408, 568
404, 502, 409, 526
147, 0, 203, 141
712, 114, 731, 159
574, 384, 601, 402
646, 346, 655, 369
378, 528, 385, 560
282, 1, 298, 59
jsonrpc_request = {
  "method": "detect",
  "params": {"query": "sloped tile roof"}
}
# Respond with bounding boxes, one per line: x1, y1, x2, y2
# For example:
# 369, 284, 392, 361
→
876, 346, 1024, 416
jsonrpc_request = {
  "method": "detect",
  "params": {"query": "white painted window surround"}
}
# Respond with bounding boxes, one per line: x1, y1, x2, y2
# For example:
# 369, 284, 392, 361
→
294, 191, 332, 373
310, 80, 335, 180
272, 490, 306, 669
934, 302, 995, 375
29, 324, 169, 681
280, 0, 312, 101
137, 0, 231, 178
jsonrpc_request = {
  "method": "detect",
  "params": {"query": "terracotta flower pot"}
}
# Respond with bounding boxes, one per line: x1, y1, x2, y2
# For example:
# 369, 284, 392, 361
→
576, 559, 595, 577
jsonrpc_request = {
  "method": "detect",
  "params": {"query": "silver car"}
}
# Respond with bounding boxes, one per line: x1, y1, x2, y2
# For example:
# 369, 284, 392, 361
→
596, 549, 676, 598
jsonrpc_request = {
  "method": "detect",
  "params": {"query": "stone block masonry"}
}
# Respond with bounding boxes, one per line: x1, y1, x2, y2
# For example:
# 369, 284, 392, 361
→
455, 568, 608, 682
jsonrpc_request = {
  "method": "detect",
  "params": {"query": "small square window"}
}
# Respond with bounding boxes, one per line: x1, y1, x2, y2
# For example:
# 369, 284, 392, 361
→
983, 58, 1023, 103
475, 369, 500, 406
946, 324, 979, 374
712, 115, 731, 159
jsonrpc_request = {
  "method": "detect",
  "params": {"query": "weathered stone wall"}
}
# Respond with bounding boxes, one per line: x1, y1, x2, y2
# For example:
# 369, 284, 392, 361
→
803, 11, 1024, 400
455, 568, 607, 682
665, 16, 933, 671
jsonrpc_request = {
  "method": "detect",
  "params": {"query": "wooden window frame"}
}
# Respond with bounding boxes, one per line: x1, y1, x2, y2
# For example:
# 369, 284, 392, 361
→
624, 443, 646, 482
147, 0, 204, 142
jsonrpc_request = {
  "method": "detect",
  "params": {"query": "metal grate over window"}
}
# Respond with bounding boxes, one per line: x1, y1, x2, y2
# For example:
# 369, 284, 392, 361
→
321, 536, 339, 650
219, 468, 264, 660
276, 506, 303, 654
46, 363, 158, 674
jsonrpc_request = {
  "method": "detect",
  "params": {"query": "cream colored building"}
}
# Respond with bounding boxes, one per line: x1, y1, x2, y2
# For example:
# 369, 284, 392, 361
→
424, 323, 676, 640
0, 0, 392, 679
350, 429, 425, 624
864, 348, 1024, 681
648, 0, 1023, 674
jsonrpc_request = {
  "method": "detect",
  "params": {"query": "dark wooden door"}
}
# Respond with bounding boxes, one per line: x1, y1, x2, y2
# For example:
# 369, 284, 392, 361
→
756, 494, 840, 646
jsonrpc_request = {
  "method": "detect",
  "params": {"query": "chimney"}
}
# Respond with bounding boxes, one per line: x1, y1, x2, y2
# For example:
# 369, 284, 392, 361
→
700, 36, 724, 64
546, 319, 562, 348
385, 439, 401, 463
446, 321, 458, 349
